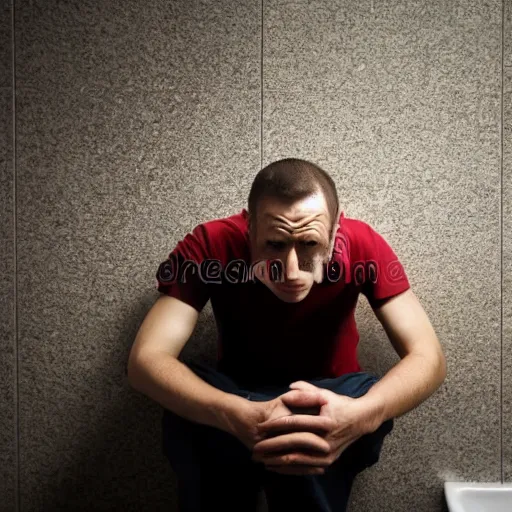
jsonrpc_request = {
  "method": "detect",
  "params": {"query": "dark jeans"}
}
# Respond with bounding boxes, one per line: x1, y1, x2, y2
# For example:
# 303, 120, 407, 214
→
161, 361, 394, 512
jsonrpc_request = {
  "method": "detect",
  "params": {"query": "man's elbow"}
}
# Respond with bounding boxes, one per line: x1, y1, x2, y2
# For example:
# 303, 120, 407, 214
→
429, 342, 447, 387
412, 338, 447, 387
126, 352, 145, 390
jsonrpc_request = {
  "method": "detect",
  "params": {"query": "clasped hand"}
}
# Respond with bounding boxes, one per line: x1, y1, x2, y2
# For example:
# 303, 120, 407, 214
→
251, 381, 371, 476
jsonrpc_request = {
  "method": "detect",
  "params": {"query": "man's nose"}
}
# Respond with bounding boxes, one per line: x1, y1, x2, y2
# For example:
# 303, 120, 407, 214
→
285, 248, 300, 280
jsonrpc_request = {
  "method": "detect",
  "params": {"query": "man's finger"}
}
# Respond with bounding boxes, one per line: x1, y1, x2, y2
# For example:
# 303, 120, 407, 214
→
262, 451, 331, 468
280, 389, 328, 408
258, 414, 336, 435
253, 431, 331, 455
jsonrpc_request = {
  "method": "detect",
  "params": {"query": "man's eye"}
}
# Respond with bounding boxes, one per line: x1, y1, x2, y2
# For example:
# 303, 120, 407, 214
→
303, 240, 318, 247
267, 241, 285, 250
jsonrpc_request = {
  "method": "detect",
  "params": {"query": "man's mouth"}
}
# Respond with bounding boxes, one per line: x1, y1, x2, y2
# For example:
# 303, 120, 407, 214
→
278, 283, 306, 292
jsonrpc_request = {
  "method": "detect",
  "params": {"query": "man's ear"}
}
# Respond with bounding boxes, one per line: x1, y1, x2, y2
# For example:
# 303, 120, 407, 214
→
327, 205, 341, 259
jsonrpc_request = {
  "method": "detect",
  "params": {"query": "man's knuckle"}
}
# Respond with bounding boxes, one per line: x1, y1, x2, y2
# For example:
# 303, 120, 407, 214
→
321, 440, 331, 452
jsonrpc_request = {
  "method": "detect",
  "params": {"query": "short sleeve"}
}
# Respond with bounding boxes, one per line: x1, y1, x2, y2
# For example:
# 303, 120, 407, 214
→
358, 223, 411, 309
154, 224, 211, 313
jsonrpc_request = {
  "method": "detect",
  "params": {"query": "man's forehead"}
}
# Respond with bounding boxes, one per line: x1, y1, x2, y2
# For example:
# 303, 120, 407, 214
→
259, 209, 329, 231
259, 196, 329, 224
261, 212, 328, 230
262, 208, 328, 221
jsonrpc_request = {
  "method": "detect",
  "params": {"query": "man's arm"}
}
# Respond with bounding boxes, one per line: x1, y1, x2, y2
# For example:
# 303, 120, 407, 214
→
127, 295, 250, 434
357, 288, 447, 432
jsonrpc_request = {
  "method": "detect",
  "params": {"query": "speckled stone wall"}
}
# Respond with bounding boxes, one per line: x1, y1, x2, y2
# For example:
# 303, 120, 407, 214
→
0, 0, 15, 509
504, 0, 512, 488
0, 0, 510, 511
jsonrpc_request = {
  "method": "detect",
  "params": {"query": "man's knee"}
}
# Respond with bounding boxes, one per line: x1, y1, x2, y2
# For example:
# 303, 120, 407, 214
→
310, 371, 380, 399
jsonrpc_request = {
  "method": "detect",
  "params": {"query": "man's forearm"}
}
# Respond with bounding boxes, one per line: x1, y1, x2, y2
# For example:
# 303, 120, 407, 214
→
358, 349, 447, 432
127, 353, 249, 434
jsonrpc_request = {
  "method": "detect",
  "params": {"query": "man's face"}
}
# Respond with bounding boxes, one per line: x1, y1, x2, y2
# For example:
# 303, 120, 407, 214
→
248, 192, 335, 303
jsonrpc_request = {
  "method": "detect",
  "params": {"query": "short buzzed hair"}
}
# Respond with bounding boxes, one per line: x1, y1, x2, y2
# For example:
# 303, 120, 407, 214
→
247, 158, 340, 232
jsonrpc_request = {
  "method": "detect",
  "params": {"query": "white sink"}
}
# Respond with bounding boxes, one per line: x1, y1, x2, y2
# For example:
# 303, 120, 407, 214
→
444, 482, 512, 512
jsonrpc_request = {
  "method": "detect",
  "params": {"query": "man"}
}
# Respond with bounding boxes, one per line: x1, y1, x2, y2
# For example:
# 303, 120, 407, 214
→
127, 158, 446, 511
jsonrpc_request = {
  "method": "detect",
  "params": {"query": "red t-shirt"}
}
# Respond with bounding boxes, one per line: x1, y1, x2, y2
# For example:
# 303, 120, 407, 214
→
155, 208, 410, 387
